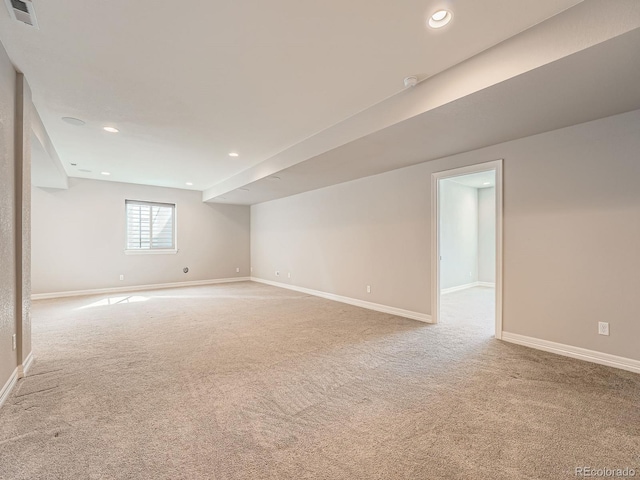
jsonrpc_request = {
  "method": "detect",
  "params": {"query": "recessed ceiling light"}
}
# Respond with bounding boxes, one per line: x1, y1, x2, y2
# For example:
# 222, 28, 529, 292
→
229, 152, 239, 157
103, 126, 119, 133
432, 10, 447, 21
79, 168, 92, 173
483, 182, 491, 185
101, 172, 111, 176
62, 117, 86, 126
428, 9, 452, 28
186, 182, 193, 186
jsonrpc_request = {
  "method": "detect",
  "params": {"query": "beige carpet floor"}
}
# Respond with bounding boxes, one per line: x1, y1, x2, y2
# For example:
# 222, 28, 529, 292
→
0, 282, 638, 479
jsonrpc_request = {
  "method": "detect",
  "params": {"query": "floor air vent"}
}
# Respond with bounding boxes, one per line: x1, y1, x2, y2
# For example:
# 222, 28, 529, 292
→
4, 0, 39, 28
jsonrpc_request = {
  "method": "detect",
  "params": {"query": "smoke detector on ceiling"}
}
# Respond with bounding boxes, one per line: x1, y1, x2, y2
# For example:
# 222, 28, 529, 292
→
404, 76, 418, 88
4, 0, 39, 28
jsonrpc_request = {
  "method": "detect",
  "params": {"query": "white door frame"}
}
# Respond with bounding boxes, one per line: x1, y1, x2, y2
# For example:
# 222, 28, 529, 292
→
431, 159, 504, 339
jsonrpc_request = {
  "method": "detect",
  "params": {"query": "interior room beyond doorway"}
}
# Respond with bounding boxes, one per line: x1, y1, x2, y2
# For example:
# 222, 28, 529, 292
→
439, 170, 496, 335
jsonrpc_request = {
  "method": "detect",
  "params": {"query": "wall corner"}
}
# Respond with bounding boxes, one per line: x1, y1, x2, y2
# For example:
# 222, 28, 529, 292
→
15, 72, 32, 367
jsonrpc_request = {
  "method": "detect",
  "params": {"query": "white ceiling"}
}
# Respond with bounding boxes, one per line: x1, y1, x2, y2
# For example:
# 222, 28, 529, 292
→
447, 172, 495, 189
0, 0, 583, 191
207, 27, 640, 205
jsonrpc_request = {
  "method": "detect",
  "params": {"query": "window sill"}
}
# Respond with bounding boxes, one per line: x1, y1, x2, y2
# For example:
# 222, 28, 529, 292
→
124, 249, 178, 255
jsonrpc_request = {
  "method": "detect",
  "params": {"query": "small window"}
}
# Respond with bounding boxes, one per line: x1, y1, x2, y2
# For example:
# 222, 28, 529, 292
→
125, 200, 176, 252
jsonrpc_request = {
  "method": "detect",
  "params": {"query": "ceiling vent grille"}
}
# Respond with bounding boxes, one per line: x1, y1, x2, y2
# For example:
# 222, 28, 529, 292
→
4, 0, 39, 28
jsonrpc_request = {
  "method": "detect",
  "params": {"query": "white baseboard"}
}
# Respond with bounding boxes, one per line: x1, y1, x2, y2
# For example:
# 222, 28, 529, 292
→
502, 332, 640, 374
0, 368, 18, 409
251, 277, 432, 323
18, 352, 34, 379
441, 281, 495, 295
1, 353, 34, 410
31, 277, 251, 300
441, 282, 477, 295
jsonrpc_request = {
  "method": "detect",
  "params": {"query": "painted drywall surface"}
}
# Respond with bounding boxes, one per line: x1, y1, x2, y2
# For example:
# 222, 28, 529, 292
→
478, 187, 496, 283
32, 179, 250, 294
206, 0, 640, 201
16, 74, 32, 364
251, 167, 431, 313
251, 109, 640, 361
0, 40, 16, 387
439, 180, 478, 289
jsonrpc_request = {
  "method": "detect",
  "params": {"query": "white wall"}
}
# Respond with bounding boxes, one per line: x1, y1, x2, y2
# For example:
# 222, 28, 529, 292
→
439, 181, 495, 289
0, 42, 32, 392
251, 167, 430, 313
32, 178, 250, 294
0, 38, 17, 389
439, 180, 478, 289
478, 187, 496, 283
251, 109, 640, 362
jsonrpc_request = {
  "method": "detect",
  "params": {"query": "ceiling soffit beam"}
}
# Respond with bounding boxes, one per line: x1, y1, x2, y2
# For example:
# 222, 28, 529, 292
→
31, 102, 68, 189
202, 0, 640, 203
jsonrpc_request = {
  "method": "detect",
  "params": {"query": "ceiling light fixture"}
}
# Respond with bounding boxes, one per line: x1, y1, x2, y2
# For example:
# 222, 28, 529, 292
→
483, 182, 491, 185
62, 117, 86, 126
432, 10, 447, 21
428, 9, 452, 29
101, 172, 111, 176
186, 182, 193, 186
103, 126, 119, 133
229, 152, 239, 157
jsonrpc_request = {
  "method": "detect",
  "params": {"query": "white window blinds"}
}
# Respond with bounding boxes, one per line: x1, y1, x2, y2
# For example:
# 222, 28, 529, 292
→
126, 200, 175, 250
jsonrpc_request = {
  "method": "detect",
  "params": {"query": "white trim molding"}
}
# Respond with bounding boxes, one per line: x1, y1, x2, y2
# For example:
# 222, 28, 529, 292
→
124, 249, 178, 255
251, 277, 432, 323
0, 368, 18, 409
18, 352, 34, 379
440, 281, 494, 295
440, 282, 478, 295
32, 277, 251, 300
432, 159, 504, 339
502, 332, 640, 374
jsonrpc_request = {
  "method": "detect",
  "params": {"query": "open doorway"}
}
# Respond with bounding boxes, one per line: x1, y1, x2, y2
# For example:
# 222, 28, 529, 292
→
431, 160, 503, 338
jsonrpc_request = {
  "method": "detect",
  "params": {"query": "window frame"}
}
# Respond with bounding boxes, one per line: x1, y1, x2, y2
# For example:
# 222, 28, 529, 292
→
124, 199, 178, 255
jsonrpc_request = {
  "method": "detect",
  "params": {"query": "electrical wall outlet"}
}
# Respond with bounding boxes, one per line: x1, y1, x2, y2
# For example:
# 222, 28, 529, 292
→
119, 274, 124, 281
236, 267, 240, 273
12, 334, 16, 351
287, 272, 291, 278
598, 322, 609, 336
366, 285, 371, 294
